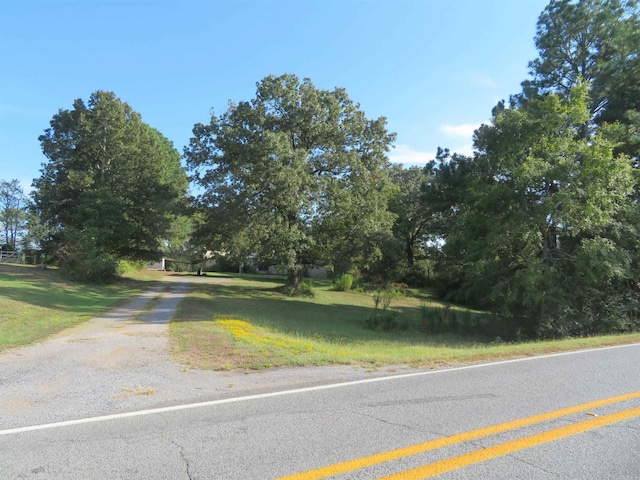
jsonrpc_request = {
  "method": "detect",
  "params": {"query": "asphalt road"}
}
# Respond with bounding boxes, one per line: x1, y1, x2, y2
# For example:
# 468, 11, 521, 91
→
2, 343, 639, 479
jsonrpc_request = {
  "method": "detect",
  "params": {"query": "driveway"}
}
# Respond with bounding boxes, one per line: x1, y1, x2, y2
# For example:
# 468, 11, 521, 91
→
0, 274, 406, 431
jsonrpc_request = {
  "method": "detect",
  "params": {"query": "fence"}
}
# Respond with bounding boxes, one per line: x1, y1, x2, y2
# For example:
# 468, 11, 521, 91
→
0, 251, 21, 263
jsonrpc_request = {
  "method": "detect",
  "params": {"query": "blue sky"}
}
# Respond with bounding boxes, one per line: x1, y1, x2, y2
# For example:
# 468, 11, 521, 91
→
0, 0, 549, 193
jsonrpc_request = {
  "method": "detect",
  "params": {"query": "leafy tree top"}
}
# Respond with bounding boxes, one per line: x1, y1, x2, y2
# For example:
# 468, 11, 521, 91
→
33, 90, 188, 260
185, 74, 396, 286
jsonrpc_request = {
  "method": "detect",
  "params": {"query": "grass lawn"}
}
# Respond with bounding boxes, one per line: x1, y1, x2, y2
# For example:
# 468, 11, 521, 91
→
170, 274, 640, 370
0, 263, 160, 352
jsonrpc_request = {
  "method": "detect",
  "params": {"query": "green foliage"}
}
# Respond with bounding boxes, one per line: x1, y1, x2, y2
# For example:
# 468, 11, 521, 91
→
429, 82, 638, 338
333, 273, 354, 291
399, 262, 432, 288
116, 259, 147, 275
58, 234, 120, 283
365, 286, 399, 332
524, 0, 639, 124
420, 304, 515, 340
213, 255, 257, 274
0, 179, 27, 250
185, 74, 396, 289
33, 91, 189, 265
280, 280, 316, 298
387, 165, 435, 269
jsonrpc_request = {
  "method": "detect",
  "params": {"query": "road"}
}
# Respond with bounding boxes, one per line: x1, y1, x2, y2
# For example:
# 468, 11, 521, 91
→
2, 344, 639, 479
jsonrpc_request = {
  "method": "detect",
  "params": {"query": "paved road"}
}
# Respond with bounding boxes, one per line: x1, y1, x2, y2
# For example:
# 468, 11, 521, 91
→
2, 344, 639, 479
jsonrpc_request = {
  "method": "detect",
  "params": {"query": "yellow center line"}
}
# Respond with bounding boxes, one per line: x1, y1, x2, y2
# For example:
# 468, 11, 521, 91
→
380, 405, 640, 480
277, 391, 640, 480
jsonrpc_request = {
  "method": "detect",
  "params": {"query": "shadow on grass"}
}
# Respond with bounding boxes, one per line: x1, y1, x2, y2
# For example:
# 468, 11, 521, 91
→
180, 279, 494, 348
0, 263, 157, 315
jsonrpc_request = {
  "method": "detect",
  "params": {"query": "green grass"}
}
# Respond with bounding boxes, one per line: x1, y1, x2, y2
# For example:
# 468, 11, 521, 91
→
170, 274, 640, 370
3, 265, 638, 369
0, 263, 159, 352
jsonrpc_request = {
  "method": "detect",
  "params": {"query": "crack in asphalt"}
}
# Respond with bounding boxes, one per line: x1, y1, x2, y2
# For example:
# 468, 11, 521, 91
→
344, 408, 426, 434
170, 438, 194, 480
364, 393, 498, 408
510, 454, 562, 477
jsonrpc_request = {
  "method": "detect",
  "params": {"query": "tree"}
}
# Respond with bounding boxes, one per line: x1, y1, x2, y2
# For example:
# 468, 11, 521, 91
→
420, 148, 479, 292
437, 86, 636, 337
387, 165, 432, 267
0, 179, 27, 250
524, 0, 640, 127
185, 74, 396, 290
33, 91, 188, 278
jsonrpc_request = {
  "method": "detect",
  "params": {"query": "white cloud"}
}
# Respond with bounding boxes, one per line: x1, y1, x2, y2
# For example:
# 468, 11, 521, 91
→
440, 123, 480, 139
452, 143, 475, 157
387, 144, 436, 165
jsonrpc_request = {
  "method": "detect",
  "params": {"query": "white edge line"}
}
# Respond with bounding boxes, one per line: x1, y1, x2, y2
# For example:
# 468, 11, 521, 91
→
1, 342, 638, 436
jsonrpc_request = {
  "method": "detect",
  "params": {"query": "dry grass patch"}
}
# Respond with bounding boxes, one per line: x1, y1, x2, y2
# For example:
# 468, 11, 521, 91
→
112, 385, 158, 398
66, 337, 98, 343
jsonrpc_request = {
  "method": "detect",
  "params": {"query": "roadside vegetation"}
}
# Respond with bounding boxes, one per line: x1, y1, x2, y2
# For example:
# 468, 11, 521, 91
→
0, 263, 159, 352
2, 265, 638, 369
170, 274, 640, 370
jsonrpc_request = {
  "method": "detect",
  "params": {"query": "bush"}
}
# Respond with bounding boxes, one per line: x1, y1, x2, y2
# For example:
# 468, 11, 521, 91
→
59, 240, 120, 283
280, 280, 316, 298
298, 281, 315, 297
334, 273, 354, 292
117, 259, 147, 275
399, 263, 430, 287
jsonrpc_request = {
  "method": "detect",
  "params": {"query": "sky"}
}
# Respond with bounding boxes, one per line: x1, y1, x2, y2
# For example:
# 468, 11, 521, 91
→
0, 0, 550, 194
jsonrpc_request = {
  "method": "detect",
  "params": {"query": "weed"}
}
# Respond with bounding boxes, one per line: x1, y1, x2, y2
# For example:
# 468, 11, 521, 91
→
334, 273, 354, 292
365, 286, 399, 331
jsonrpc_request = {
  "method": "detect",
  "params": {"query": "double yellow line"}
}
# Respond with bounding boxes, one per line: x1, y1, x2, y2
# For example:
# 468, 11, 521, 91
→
278, 391, 640, 480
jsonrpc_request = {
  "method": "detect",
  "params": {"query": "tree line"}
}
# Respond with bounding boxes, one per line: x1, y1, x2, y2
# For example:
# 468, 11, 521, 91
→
4, 0, 638, 338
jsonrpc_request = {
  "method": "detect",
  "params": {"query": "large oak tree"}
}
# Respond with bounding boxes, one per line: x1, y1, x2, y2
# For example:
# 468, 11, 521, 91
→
185, 74, 396, 289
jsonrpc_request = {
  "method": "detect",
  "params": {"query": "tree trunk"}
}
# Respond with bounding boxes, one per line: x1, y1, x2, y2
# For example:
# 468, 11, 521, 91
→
406, 239, 414, 266
285, 248, 302, 291
287, 268, 301, 290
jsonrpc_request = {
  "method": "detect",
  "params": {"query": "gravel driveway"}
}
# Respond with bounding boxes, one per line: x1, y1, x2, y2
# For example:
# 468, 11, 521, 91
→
0, 274, 406, 431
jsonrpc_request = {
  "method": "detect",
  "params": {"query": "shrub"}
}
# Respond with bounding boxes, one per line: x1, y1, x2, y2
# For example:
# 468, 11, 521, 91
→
365, 286, 399, 331
298, 281, 315, 297
280, 280, 316, 298
334, 273, 354, 292
117, 259, 147, 275
399, 263, 430, 287
58, 239, 120, 283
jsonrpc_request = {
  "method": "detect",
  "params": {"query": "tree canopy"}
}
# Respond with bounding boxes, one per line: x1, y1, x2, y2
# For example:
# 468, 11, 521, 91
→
33, 91, 188, 279
523, 0, 639, 126
185, 74, 396, 289
422, 0, 640, 338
